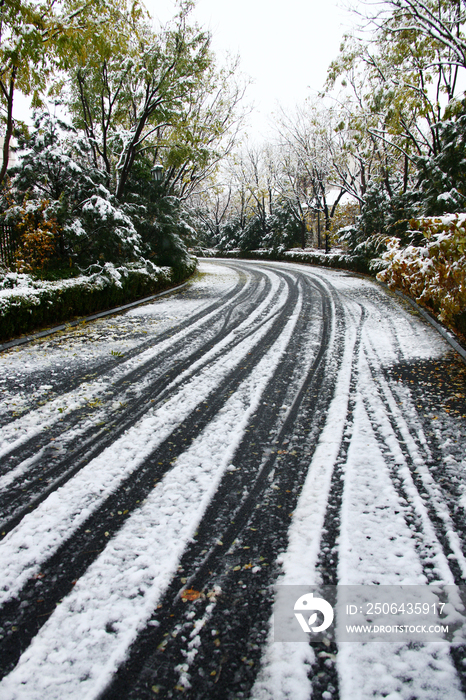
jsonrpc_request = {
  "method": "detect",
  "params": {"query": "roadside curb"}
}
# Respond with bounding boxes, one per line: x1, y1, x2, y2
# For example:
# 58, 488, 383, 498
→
0, 280, 190, 353
376, 280, 466, 364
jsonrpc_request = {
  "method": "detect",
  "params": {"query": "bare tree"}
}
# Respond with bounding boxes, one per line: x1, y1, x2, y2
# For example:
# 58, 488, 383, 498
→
275, 102, 349, 250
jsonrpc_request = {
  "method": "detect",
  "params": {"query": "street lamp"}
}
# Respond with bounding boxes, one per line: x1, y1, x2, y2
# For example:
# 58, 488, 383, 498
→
151, 163, 164, 182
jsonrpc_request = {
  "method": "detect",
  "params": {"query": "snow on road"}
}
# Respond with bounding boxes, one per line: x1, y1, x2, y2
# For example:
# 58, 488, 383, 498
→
0, 259, 465, 700
0, 282, 303, 700
0, 263, 243, 456
0, 269, 285, 602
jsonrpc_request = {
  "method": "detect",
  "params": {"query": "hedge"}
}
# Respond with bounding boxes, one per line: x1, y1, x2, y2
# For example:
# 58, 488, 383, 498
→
378, 215, 466, 337
197, 247, 371, 274
0, 257, 197, 342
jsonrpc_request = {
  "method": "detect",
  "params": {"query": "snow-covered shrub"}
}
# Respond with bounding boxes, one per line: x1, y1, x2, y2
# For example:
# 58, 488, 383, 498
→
215, 200, 304, 255
7, 113, 144, 266
78, 188, 143, 263
8, 198, 58, 273
337, 182, 416, 270
282, 248, 370, 272
0, 260, 196, 341
207, 247, 371, 272
217, 216, 243, 251
339, 225, 389, 272
378, 214, 466, 329
128, 194, 194, 275
264, 202, 304, 251
0, 271, 44, 291
189, 247, 218, 258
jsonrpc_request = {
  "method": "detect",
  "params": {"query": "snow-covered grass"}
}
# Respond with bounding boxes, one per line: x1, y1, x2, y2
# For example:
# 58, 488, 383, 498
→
0, 258, 196, 342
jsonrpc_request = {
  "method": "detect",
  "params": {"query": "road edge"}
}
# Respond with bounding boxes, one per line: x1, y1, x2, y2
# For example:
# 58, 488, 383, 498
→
0, 281, 190, 353
375, 279, 466, 364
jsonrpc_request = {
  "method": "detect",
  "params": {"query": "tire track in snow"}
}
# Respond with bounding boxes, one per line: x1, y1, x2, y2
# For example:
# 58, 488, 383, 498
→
356, 344, 466, 697
0, 267, 247, 430
249, 268, 463, 700
295, 305, 366, 700
333, 350, 464, 700
98, 273, 349, 700
0, 272, 306, 700
0, 265, 253, 464
1, 260, 461, 700
328, 303, 464, 700
275, 302, 464, 700
363, 336, 466, 585
250, 301, 363, 700
0, 268, 302, 679
0, 266, 277, 531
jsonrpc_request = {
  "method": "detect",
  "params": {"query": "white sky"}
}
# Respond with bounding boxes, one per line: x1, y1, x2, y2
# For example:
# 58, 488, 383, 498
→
143, 0, 354, 140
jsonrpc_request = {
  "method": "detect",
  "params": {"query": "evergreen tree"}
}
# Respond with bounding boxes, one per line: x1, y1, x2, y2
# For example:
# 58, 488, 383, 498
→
414, 100, 466, 216
8, 112, 143, 265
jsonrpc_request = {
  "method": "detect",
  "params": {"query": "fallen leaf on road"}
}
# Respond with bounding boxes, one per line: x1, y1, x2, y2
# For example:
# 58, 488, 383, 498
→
181, 589, 202, 602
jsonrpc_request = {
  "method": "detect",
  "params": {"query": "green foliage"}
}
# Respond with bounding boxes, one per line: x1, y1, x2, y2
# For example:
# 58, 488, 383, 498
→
322, 0, 466, 273
357, 183, 391, 238
0, 0, 50, 98
413, 99, 466, 216
217, 215, 243, 251
7, 112, 144, 266
63, 1, 243, 204
337, 179, 420, 271
125, 181, 193, 271
338, 184, 390, 268
38, 265, 82, 281
2, 0, 244, 282
237, 216, 267, 252
0, 0, 114, 183
218, 201, 303, 253
5, 109, 203, 277
263, 202, 304, 252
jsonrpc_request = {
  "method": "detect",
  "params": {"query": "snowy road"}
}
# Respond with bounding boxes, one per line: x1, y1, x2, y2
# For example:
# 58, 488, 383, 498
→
1, 259, 466, 699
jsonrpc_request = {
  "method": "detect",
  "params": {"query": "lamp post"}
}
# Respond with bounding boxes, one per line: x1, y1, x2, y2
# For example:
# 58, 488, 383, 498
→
151, 163, 164, 182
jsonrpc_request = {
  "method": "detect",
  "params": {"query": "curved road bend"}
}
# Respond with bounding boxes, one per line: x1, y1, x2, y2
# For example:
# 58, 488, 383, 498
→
0, 259, 465, 699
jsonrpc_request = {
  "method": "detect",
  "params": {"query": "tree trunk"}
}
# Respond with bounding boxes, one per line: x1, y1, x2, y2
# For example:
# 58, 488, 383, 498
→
300, 219, 306, 249
323, 202, 330, 254
0, 68, 17, 187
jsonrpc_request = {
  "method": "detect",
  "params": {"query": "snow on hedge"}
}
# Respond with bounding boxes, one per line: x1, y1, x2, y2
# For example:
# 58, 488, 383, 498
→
378, 215, 466, 327
0, 262, 171, 316
198, 247, 369, 272
0, 259, 195, 341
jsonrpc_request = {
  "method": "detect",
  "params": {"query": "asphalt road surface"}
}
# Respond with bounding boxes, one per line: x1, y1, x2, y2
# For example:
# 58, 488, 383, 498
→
1, 259, 466, 700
